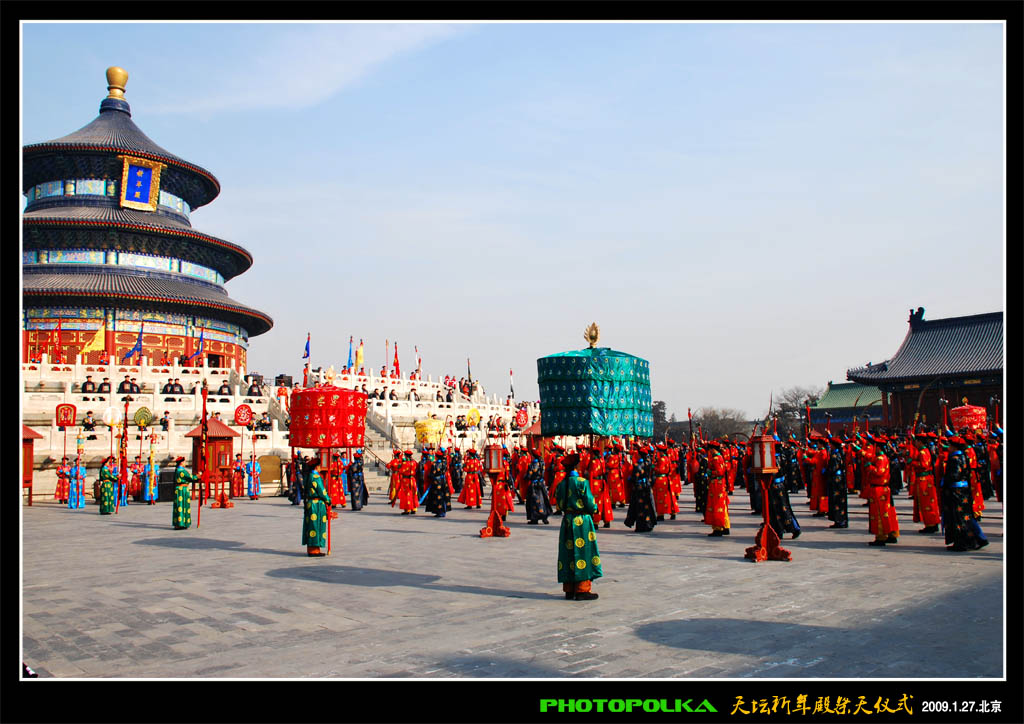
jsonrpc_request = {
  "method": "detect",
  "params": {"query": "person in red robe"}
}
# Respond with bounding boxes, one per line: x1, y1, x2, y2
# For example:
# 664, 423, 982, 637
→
230, 454, 245, 498
55, 457, 71, 503
667, 441, 682, 499
909, 435, 941, 534
327, 453, 346, 513
547, 446, 565, 511
129, 456, 144, 500
704, 441, 730, 536
587, 448, 613, 528
863, 442, 899, 546
652, 443, 679, 520
480, 458, 511, 538
963, 432, 985, 520
514, 448, 530, 503
396, 450, 419, 514
801, 440, 829, 516
386, 449, 403, 506
604, 445, 627, 507
458, 449, 484, 509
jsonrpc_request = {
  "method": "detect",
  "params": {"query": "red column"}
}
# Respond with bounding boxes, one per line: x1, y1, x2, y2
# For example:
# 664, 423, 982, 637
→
881, 390, 890, 427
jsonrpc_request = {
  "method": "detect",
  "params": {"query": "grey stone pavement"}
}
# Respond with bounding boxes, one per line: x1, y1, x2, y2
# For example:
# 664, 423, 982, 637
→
20, 486, 1003, 679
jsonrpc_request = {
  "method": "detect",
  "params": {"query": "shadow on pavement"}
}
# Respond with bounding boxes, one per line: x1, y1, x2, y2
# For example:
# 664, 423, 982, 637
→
135, 537, 305, 557
264, 565, 555, 600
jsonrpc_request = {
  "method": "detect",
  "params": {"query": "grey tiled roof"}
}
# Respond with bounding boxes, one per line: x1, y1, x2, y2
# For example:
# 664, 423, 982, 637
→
812, 382, 882, 410
847, 312, 1002, 384
23, 266, 272, 336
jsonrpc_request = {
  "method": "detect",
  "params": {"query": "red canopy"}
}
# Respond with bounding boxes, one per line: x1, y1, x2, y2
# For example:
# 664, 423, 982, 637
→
22, 425, 44, 440
184, 417, 240, 438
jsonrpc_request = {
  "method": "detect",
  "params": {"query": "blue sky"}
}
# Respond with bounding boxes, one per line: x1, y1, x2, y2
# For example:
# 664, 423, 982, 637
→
21, 22, 1005, 418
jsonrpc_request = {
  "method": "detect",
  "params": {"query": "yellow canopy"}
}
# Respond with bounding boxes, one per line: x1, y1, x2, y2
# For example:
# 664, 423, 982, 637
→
414, 418, 444, 446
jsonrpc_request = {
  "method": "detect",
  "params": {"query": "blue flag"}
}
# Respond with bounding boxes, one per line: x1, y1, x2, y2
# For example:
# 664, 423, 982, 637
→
185, 328, 205, 361
347, 336, 354, 369
121, 326, 144, 362
303, 333, 310, 360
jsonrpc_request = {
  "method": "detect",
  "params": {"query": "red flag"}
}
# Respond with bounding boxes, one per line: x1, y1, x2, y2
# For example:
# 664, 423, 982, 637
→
393, 342, 400, 378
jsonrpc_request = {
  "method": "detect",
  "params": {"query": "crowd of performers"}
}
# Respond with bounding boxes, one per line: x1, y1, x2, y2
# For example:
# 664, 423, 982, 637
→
51, 421, 1002, 592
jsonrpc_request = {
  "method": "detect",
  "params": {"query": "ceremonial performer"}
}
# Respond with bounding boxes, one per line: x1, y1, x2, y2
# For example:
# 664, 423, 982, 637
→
910, 434, 941, 534
801, 440, 829, 517
449, 446, 464, 494
98, 456, 117, 515
328, 453, 347, 509
479, 463, 512, 538
667, 440, 682, 499
555, 453, 602, 600
765, 471, 802, 539
524, 448, 552, 524
704, 441, 731, 536
605, 445, 628, 507
864, 442, 899, 547
690, 443, 709, 516
231, 453, 245, 497
386, 449, 403, 506
348, 451, 368, 510
245, 454, 261, 500
302, 458, 331, 556
825, 437, 848, 528
652, 443, 679, 521
397, 450, 419, 515
141, 457, 160, 505
68, 458, 87, 510
458, 449, 484, 509
587, 447, 614, 528
172, 457, 196, 529
55, 457, 71, 504
425, 450, 449, 517
941, 437, 984, 551
623, 446, 657, 533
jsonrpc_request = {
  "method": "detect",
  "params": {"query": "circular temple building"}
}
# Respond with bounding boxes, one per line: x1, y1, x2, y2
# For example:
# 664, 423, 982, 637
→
22, 67, 272, 370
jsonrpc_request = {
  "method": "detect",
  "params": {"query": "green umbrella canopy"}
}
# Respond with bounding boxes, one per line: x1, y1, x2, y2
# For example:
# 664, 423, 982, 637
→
537, 347, 653, 438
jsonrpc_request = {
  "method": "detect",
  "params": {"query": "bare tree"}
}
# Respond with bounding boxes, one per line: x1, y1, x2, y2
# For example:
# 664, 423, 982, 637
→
773, 385, 825, 438
691, 407, 750, 441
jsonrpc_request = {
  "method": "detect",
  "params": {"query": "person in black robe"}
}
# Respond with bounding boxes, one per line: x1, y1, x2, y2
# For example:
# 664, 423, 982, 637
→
941, 437, 982, 551
425, 454, 448, 517
449, 448, 464, 494
415, 451, 430, 498
825, 437, 848, 528
624, 448, 657, 533
693, 446, 709, 516
746, 456, 763, 515
347, 452, 368, 510
766, 472, 801, 539
885, 440, 904, 497
523, 450, 552, 524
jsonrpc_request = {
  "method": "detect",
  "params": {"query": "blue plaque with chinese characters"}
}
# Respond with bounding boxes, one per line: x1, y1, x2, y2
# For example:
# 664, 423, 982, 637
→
118, 155, 164, 211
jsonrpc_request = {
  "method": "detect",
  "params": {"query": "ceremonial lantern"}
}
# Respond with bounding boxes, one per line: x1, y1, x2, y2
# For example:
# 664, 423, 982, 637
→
484, 443, 505, 475
101, 406, 122, 428
950, 401, 987, 432
750, 434, 779, 474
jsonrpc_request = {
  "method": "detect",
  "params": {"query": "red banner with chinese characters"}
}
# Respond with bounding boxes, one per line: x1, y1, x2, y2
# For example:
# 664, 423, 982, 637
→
55, 403, 77, 427
289, 385, 367, 449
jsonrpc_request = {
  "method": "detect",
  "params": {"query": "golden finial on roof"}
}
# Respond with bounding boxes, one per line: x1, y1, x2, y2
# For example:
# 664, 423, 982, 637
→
106, 67, 129, 99
584, 322, 600, 349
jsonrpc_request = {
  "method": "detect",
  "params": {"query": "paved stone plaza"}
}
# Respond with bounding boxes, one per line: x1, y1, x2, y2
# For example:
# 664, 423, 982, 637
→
21, 488, 1003, 678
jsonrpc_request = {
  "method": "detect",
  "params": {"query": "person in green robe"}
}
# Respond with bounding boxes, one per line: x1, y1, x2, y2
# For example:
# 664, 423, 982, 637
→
98, 456, 117, 515
303, 457, 332, 557
172, 457, 196, 529
555, 452, 602, 601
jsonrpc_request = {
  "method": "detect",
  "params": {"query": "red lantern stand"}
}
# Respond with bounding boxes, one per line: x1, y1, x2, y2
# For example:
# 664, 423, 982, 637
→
289, 386, 368, 555
744, 433, 792, 562
184, 403, 240, 512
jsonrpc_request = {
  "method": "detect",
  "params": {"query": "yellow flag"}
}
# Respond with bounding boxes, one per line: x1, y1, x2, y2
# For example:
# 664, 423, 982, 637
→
355, 340, 364, 369
80, 322, 106, 354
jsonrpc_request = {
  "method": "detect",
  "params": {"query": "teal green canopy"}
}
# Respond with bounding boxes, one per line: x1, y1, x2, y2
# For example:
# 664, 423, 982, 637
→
537, 347, 653, 438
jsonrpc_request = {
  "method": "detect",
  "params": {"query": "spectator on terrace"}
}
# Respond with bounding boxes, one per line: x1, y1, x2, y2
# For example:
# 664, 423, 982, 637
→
436, 390, 444, 402
217, 381, 232, 396
246, 379, 261, 396
160, 411, 171, 431
445, 389, 454, 403
162, 378, 175, 394
380, 365, 387, 378
81, 375, 96, 394
117, 375, 132, 393
388, 389, 398, 401
130, 377, 141, 394
408, 388, 420, 401
83, 411, 96, 431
